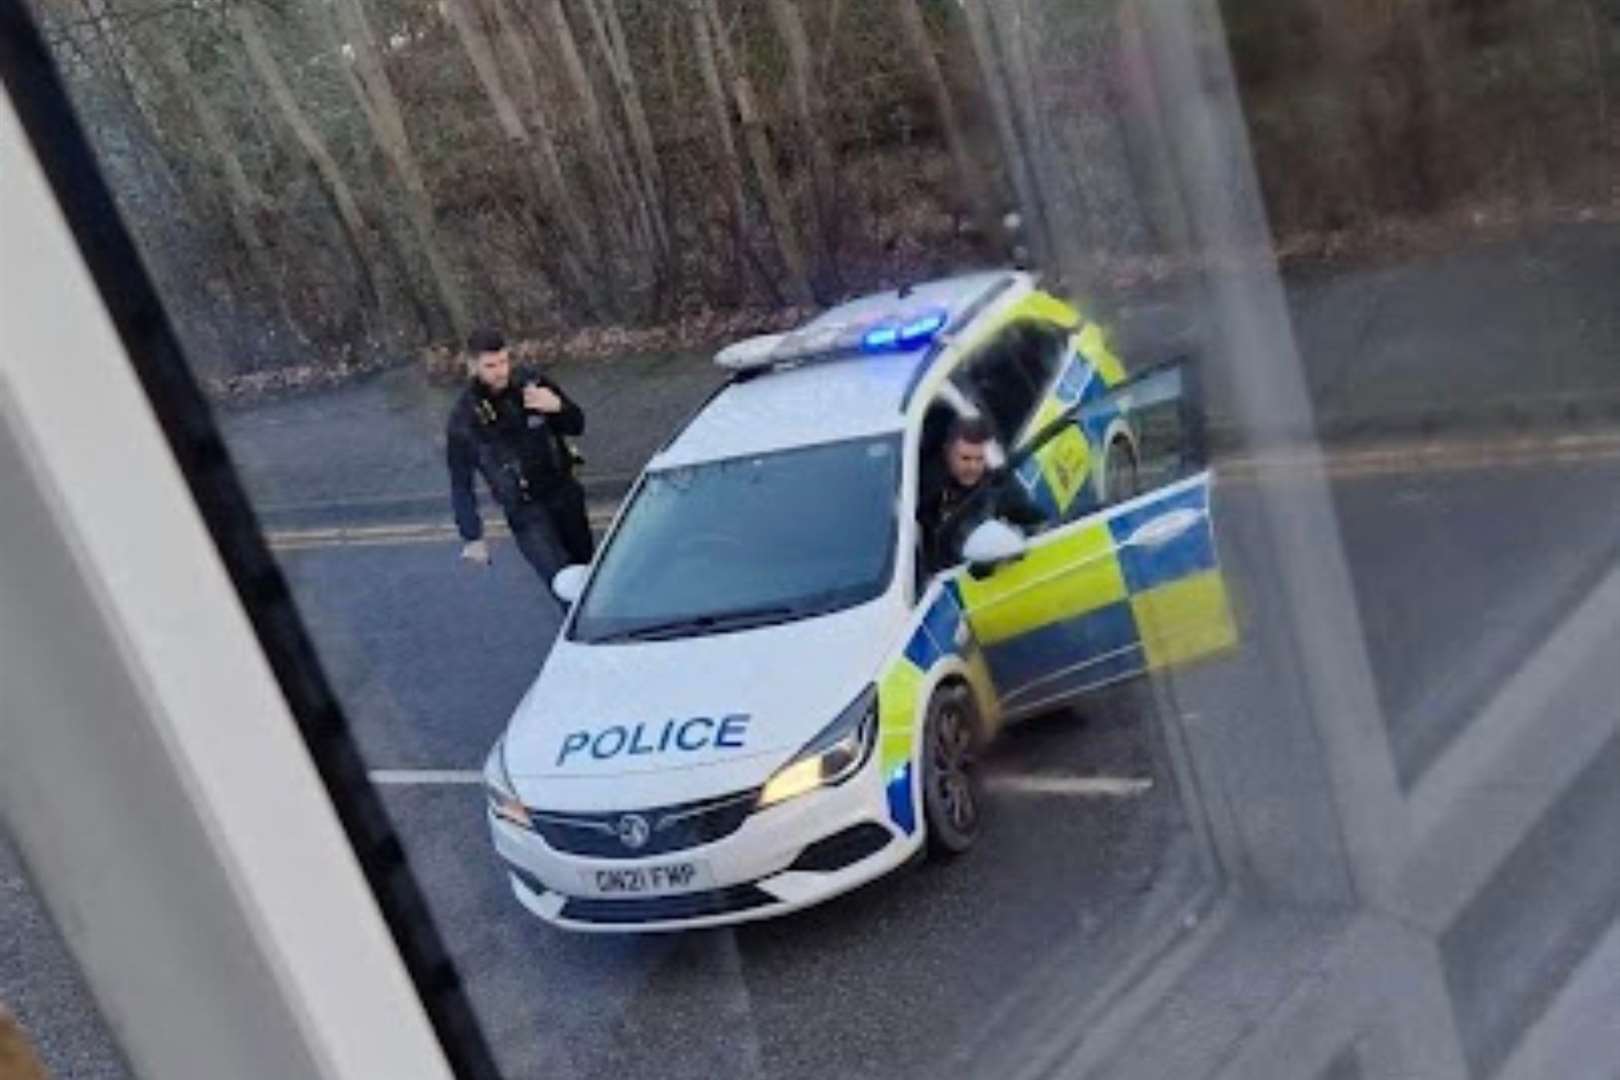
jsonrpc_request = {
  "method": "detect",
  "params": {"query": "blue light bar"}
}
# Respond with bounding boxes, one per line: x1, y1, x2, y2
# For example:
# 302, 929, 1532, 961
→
898, 309, 947, 344
860, 308, 947, 353
861, 323, 900, 351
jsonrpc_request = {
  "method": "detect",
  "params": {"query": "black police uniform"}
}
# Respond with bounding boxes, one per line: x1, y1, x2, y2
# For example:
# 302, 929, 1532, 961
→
917, 467, 1048, 575
446, 367, 594, 585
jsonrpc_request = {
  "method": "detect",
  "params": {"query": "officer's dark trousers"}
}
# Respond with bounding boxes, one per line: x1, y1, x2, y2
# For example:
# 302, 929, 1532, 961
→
540, 479, 594, 565
506, 480, 594, 593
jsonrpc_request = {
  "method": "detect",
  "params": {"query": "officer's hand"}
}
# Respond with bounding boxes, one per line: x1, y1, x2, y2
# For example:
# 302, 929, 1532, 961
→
523, 384, 562, 414
460, 539, 491, 566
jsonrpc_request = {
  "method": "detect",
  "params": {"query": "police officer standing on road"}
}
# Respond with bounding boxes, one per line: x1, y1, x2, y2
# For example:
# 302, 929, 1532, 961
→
447, 327, 595, 595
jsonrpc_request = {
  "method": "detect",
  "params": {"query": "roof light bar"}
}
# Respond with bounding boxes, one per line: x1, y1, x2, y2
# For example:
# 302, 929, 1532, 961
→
716, 306, 952, 372
861, 324, 900, 351
860, 308, 948, 354
714, 332, 788, 371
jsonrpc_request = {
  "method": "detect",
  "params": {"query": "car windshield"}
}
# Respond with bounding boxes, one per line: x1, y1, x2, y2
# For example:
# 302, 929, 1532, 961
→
571, 434, 902, 643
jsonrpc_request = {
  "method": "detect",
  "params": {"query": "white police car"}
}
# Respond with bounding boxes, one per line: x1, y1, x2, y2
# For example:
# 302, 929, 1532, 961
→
484, 270, 1236, 932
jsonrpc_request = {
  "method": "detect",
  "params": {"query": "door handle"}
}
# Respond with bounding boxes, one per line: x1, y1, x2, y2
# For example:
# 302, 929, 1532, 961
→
1123, 507, 1204, 549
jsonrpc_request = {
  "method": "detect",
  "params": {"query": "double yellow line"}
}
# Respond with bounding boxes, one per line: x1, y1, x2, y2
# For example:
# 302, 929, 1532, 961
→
268, 509, 619, 552
1220, 430, 1620, 481
265, 430, 1620, 553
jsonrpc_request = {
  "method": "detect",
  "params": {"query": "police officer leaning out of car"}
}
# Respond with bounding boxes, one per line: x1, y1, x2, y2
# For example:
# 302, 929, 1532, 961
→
447, 327, 594, 592
917, 415, 1048, 574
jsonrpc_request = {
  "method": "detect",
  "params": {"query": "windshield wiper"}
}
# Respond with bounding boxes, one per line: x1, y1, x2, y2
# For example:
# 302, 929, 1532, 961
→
593, 604, 800, 643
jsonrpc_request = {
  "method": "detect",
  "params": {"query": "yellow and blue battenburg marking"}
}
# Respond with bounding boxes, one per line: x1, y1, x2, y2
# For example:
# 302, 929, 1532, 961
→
876, 583, 972, 835
1016, 320, 1131, 522
954, 474, 1236, 708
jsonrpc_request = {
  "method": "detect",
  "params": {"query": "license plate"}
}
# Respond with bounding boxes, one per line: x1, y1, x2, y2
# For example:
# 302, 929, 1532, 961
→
580, 860, 713, 897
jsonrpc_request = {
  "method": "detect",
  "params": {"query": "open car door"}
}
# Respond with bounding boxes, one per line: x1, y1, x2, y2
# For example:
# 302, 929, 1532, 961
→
953, 471, 1235, 718
949, 360, 1235, 718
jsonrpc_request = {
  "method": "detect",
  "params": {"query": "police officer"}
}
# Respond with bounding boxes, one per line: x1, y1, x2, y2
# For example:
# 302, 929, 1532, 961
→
917, 415, 1047, 574
447, 327, 594, 593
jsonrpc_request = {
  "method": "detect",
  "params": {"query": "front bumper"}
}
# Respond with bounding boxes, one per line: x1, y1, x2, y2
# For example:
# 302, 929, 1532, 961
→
489, 761, 919, 932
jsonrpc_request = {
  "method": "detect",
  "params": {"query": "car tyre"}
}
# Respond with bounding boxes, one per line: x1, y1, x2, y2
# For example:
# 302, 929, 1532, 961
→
922, 684, 983, 856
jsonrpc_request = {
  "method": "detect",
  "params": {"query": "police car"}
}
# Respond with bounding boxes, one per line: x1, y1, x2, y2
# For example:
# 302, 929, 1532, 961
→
484, 271, 1235, 932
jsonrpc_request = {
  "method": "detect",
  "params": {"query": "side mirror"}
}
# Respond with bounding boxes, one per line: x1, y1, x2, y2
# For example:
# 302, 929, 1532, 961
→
961, 520, 1028, 575
551, 564, 589, 605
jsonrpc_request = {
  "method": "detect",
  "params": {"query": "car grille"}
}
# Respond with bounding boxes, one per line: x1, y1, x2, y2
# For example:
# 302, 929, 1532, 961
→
528, 787, 760, 859
559, 885, 777, 925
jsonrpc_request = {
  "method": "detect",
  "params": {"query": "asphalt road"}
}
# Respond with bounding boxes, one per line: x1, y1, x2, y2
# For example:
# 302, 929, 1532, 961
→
285, 536, 1204, 1080
8, 445, 1620, 1079
282, 446, 1620, 1080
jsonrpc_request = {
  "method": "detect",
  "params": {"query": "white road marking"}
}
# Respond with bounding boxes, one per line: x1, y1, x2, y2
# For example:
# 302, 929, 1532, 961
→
369, 769, 483, 785
986, 775, 1154, 797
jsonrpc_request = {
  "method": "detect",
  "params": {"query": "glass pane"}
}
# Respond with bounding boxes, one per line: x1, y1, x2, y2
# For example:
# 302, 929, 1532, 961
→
15, 0, 1620, 1074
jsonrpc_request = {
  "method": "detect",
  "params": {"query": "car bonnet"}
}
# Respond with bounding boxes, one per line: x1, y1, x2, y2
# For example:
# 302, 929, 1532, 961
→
501, 597, 900, 811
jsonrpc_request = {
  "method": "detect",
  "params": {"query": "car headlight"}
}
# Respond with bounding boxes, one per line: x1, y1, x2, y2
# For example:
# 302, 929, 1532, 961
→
483, 736, 532, 829
757, 685, 879, 810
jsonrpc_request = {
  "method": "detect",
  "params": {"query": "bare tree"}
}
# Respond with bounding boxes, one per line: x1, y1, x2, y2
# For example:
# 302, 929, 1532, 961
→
443, 0, 606, 316
767, 0, 840, 292
578, 0, 671, 264
534, 0, 635, 245
899, 0, 1010, 251
954, 0, 1048, 266
688, 0, 755, 297
486, 0, 604, 271
703, 0, 814, 306
53, 0, 244, 366
233, 3, 382, 310
328, 0, 471, 339
148, 25, 305, 348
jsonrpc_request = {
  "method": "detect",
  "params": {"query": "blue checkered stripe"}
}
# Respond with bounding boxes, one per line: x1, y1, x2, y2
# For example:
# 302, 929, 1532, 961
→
980, 479, 1215, 705
880, 583, 970, 834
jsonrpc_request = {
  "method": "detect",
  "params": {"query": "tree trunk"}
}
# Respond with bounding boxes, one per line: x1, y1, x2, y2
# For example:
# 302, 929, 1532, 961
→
444, 0, 606, 318
820, 0, 847, 84
329, 0, 471, 340
148, 30, 304, 349
688, 0, 756, 300
898, 0, 1008, 253
657, 2, 687, 303
232, 4, 380, 308
535, 0, 634, 240
578, 0, 671, 261
988, 0, 1070, 271
703, 0, 814, 306
955, 0, 1048, 266
74, 0, 206, 230
486, 0, 602, 266
72, 0, 255, 364
1579, 0, 1610, 201
767, 0, 840, 293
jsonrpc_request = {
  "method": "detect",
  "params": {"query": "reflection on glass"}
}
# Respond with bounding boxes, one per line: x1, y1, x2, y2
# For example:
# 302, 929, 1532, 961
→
21, 0, 1620, 1072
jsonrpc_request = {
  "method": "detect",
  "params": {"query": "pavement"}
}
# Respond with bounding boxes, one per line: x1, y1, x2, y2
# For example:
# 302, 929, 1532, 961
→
220, 348, 724, 533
